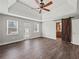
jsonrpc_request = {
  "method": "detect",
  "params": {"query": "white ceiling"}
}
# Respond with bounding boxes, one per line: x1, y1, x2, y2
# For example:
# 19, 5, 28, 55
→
8, 0, 53, 10
42, 0, 78, 21
19, 0, 53, 13
8, 0, 78, 21
8, 0, 16, 8
8, 0, 77, 12
19, 0, 76, 9
20, 0, 39, 8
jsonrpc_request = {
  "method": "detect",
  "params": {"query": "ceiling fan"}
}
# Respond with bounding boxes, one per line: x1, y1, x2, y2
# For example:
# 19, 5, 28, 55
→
35, 0, 53, 13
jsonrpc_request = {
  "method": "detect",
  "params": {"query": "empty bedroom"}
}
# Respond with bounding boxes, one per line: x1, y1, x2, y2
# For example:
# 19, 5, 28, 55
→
0, 0, 79, 59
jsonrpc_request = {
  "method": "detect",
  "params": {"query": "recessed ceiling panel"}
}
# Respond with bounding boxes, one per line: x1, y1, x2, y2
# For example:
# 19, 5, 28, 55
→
20, 0, 39, 8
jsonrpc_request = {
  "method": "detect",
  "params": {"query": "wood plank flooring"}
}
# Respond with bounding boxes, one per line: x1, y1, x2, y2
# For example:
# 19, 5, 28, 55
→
0, 37, 79, 59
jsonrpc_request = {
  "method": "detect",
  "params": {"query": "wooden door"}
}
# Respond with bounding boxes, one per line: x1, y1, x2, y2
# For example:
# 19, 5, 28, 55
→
62, 18, 72, 42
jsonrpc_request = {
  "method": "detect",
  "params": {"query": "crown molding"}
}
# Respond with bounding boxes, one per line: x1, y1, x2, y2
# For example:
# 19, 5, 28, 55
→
0, 12, 42, 22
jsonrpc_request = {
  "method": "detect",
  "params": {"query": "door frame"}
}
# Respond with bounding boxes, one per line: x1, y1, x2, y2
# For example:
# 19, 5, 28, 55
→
24, 22, 31, 39
56, 21, 62, 39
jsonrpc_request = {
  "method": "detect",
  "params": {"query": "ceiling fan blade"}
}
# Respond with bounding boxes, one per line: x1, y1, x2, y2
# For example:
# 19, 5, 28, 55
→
43, 1, 53, 7
42, 8, 50, 11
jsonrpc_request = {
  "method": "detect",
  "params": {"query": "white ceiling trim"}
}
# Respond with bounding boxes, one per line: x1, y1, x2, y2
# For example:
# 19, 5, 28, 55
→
0, 12, 42, 22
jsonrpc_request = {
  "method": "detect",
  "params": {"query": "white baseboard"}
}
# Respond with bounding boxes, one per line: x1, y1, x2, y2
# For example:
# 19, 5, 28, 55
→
0, 37, 41, 46
43, 36, 56, 40
0, 39, 25, 46
71, 41, 79, 45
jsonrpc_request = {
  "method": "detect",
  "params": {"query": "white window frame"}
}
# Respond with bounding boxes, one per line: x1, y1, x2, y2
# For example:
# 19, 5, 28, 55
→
7, 20, 18, 35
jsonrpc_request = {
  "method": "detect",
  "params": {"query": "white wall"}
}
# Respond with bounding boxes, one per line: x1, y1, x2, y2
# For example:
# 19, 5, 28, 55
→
0, 0, 8, 13
72, 19, 79, 45
42, 21, 56, 39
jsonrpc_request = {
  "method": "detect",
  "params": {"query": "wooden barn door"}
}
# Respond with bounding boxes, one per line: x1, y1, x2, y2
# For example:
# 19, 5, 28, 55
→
62, 17, 72, 42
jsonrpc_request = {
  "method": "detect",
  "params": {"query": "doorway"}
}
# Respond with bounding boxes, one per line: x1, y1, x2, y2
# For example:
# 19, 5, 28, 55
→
24, 23, 31, 39
56, 22, 62, 39
56, 17, 72, 42
24, 28, 30, 39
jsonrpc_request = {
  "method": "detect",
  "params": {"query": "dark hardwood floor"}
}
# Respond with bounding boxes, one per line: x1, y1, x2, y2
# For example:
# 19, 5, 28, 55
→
0, 37, 79, 59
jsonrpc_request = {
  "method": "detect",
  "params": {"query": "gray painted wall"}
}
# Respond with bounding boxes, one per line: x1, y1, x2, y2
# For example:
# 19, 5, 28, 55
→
0, 14, 42, 45
8, 2, 42, 20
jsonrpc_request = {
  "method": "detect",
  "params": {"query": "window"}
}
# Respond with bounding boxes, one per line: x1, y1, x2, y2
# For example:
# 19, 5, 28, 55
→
34, 23, 39, 32
7, 20, 18, 35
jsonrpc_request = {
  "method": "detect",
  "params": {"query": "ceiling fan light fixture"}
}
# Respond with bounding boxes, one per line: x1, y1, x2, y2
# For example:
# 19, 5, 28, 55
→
34, 0, 53, 13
